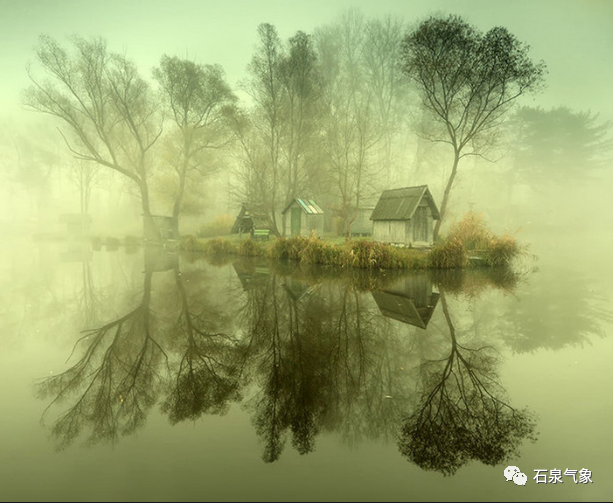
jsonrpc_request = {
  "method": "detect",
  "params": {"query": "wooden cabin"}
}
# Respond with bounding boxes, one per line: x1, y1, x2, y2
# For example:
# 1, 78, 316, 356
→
370, 186, 440, 247
282, 198, 325, 237
231, 204, 273, 239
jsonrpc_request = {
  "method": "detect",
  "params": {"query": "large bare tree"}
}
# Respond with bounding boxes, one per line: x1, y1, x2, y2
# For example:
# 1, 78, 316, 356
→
23, 35, 163, 241
400, 15, 546, 240
153, 57, 237, 238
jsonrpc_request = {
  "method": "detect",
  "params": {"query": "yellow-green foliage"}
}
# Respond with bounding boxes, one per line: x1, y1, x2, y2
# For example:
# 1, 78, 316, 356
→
484, 234, 521, 267
437, 211, 522, 268
180, 234, 208, 252
204, 237, 237, 256
270, 236, 426, 269
197, 214, 234, 238
427, 238, 468, 269
447, 211, 492, 250
181, 213, 522, 270
238, 238, 266, 257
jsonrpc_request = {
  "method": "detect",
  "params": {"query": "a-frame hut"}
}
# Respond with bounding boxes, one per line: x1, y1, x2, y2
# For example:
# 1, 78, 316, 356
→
231, 204, 273, 238
370, 185, 440, 247
282, 198, 325, 237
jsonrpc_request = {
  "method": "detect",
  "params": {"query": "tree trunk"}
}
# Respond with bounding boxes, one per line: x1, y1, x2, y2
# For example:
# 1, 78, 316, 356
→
141, 183, 160, 243
433, 150, 460, 242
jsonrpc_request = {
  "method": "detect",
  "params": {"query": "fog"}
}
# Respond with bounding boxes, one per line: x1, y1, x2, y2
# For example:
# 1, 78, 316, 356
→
0, 1, 612, 501
0, 0, 612, 240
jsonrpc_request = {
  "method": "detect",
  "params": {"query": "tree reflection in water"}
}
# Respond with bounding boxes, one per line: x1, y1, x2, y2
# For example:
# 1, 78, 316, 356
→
37, 267, 167, 449
37, 255, 547, 473
397, 270, 538, 476
37, 248, 244, 449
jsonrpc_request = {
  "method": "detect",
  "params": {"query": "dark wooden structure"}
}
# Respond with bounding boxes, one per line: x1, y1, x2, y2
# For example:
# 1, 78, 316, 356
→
232, 259, 270, 290
282, 198, 325, 237
370, 186, 440, 247
372, 272, 439, 329
231, 204, 273, 239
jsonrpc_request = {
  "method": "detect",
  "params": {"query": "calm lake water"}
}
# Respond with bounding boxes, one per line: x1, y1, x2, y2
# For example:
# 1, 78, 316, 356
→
1, 232, 612, 502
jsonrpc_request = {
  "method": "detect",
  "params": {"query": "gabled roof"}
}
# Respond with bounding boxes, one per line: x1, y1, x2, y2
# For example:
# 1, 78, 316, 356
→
372, 291, 439, 329
282, 198, 324, 215
370, 185, 440, 221
231, 204, 273, 233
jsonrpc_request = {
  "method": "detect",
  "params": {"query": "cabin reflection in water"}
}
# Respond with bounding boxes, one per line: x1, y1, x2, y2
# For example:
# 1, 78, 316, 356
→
283, 276, 320, 302
372, 272, 439, 329
232, 260, 270, 290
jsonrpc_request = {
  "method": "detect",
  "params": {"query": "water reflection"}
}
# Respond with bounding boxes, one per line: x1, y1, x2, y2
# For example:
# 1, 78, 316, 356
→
397, 290, 537, 476
38, 261, 166, 448
34, 252, 610, 474
372, 272, 439, 329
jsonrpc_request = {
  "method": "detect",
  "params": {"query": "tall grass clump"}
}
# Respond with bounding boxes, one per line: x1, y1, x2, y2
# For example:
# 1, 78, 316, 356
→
345, 240, 426, 269
484, 235, 522, 267
300, 237, 340, 265
447, 211, 492, 250
443, 211, 523, 267
427, 238, 468, 269
269, 236, 309, 261
238, 238, 266, 257
204, 237, 237, 256
180, 234, 208, 252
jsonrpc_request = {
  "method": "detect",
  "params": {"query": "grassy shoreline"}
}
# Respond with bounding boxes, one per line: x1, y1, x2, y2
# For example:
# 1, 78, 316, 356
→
179, 212, 524, 270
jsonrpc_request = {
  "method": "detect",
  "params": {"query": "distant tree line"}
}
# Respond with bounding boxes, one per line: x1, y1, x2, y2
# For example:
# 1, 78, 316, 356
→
18, 11, 612, 241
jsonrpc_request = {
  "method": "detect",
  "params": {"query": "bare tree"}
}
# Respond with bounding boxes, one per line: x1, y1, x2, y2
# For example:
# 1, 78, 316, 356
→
315, 11, 385, 238
242, 23, 286, 235
23, 35, 163, 241
153, 57, 237, 238
400, 15, 546, 240
278, 31, 324, 205
398, 290, 537, 475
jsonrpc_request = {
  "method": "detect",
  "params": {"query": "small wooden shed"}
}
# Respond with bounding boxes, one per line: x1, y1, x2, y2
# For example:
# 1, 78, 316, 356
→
231, 204, 273, 238
370, 186, 440, 247
282, 198, 325, 237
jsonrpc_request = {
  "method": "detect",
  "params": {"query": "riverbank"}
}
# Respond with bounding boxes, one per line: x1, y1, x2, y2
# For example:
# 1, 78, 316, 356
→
179, 228, 522, 270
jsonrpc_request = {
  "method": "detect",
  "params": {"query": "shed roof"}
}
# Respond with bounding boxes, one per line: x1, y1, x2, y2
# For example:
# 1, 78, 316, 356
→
231, 204, 273, 233
370, 185, 440, 221
282, 198, 324, 215
372, 291, 439, 329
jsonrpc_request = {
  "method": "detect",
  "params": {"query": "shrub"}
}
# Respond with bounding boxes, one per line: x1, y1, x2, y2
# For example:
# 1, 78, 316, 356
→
427, 238, 468, 269
238, 238, 265, 257
180, 234, 207, 252
484, 234, 521, 267
204, 237, 237, 256
447, 211, 492, 251
301, 237, 339, 265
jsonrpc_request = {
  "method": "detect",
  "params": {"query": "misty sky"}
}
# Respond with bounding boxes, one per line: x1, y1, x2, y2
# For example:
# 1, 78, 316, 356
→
1, 0, 612, 124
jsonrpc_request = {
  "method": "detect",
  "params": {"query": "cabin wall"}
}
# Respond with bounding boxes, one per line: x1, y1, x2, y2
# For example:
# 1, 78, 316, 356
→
411, 203, 434, 245
373, 220, 408, 245
303, 213, 324, 237
282, 203, 324, 237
